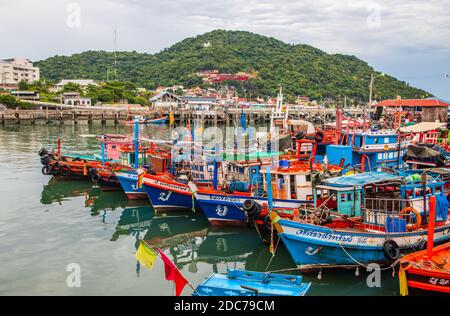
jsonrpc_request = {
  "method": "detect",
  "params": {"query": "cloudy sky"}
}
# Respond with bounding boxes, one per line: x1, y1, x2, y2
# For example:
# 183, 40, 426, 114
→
1, 0, 449, 98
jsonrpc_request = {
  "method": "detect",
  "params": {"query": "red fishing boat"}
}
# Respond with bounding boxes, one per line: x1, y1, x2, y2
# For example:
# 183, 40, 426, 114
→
399, 243, 450, 295
399, 195, 450, 295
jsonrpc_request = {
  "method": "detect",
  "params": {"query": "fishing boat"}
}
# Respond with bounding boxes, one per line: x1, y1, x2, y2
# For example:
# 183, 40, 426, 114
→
194, 269, 311, 296
398, 194, 450, 295
145, 116, 168, 124
399, 242, 450, 295
191, 160, 341, 226
269, 171, 450, 270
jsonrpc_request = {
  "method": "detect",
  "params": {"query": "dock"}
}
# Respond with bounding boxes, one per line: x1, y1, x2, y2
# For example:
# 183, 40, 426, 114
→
0, 103, 366, 125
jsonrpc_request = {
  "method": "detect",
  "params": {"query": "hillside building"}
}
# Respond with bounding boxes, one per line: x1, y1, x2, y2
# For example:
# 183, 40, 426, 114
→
0, 58, 40, 85
54, 79, 99, 92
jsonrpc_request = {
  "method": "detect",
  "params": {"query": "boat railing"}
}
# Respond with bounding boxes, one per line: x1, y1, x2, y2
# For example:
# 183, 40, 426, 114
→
362, 197, 416, 228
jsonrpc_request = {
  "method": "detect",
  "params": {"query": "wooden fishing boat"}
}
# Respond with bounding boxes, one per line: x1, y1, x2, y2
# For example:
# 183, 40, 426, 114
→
399, 242, 450, 295
194, 269, 311, 296
145, 116, 168, 124
191, 160, 341, 226
398, 195, 450, 295
270, 171, 450, 270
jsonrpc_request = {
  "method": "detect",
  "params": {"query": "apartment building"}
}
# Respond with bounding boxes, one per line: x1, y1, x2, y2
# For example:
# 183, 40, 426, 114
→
0, 58, 40, 85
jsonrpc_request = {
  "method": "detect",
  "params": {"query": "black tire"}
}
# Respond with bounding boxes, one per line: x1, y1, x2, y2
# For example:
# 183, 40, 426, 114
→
91, 173, 101, 183
40, 154, 52, 165
38, 148, 49, 157
41, 165, 52, 175
383, 240, 400, 261
59, 164, 71, 176
243, 200, 257, 212
315, 131, 324, 143
51, 162, 60, 175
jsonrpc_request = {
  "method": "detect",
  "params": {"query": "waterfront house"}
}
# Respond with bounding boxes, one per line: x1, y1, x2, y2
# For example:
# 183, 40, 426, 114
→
377, 97, 450, 123
149, 91, 185, 110
63, 92, 91, 106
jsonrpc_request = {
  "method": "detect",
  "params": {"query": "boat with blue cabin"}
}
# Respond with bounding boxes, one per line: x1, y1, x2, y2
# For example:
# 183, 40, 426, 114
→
270, 171, 450, 270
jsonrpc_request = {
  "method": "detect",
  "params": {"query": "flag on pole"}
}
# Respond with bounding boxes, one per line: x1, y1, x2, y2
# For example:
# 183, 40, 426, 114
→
169, 111, 175, 126
136, 240, 157, 270
158, 249, 188, 296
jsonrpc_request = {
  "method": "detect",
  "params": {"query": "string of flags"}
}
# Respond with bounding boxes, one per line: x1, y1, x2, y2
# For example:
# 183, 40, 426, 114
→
135, 239, 193, 296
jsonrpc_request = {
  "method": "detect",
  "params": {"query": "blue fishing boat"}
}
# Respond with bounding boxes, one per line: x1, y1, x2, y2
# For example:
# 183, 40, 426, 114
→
143, 173, 198, 211
115, 169, 148, 199
191, 161, 341, 226
145, 116, 168, 124
194, 269, 311, 296
271, 171, 450, 270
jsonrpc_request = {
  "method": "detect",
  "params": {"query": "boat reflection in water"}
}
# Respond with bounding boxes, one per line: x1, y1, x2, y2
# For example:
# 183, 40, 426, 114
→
40, 178, 94, 205
111, 204, 284, 275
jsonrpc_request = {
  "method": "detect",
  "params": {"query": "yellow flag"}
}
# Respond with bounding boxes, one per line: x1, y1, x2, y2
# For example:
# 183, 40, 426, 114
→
169, 112, 174, 126
398, 269, 409, 296
136, 240, 157, 270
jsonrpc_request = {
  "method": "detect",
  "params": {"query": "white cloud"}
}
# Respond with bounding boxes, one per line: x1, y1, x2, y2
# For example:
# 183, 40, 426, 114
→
0, 0, 449, 97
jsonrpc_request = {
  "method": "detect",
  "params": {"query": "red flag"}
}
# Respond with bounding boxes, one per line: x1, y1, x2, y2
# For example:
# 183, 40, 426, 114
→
158, 249, 188, 296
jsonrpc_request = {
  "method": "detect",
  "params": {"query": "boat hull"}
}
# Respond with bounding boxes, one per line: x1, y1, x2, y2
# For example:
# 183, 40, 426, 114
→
142, 175, 197, 211
195, 191, 307, 226
115, 171, 148, 200
278, 219, 450, 270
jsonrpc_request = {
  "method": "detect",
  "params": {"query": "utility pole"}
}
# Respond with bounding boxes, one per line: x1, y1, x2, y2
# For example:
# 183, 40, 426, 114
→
114, 28, 118, 81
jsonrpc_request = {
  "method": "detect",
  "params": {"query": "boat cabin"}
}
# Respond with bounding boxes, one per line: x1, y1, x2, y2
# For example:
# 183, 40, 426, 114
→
345, 129, 411, 171
315, 171, 449, 232
261, 160, 341, 202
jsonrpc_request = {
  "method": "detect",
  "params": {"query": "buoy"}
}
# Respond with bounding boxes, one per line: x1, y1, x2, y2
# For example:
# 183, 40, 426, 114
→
355, 267, 359, 277
317, 269, 322, 280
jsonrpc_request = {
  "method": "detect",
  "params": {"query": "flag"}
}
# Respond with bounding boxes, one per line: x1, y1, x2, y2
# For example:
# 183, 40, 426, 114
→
136, 240, 157, 270
158, 249, 188, 296
169, 111, 175, 126
136, 168, 146, 189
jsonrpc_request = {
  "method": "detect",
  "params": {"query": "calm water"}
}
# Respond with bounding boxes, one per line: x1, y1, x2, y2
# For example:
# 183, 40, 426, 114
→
0, 122, 400, 296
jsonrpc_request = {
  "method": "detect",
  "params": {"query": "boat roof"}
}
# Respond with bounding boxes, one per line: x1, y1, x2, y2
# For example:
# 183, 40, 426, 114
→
399, 122, 447, 134
322, 172, 403, 188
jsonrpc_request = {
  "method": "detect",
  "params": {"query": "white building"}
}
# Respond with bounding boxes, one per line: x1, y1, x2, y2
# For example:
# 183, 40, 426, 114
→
63, 92, 91, 106
55, 79, 99, 92
0, 58, 40, 85
149, 91, 185, 109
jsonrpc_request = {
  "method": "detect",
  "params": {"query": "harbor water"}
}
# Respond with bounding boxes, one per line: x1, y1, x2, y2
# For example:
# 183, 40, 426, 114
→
0, 123, 400, 295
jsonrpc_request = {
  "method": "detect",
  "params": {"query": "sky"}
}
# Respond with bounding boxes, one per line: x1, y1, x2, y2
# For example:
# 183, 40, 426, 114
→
1, 0, 449, 99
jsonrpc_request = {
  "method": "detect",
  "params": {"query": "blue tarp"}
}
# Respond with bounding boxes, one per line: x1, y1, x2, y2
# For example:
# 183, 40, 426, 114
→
322, 172, 402, 188
436, 193, 449, 222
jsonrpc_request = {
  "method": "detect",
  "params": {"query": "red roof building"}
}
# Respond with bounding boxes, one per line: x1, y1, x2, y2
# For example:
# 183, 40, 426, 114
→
377, 98, 450, 107
377, 98, 450, 123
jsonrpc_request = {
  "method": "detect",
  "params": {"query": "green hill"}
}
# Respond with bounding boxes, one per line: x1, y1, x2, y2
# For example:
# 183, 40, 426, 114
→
36, 30, 430, 101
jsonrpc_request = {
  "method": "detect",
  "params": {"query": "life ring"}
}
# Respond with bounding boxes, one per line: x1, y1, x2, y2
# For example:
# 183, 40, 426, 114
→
383, 239, 400, 261
400, 207, 422, 231
14, 112, 19, 119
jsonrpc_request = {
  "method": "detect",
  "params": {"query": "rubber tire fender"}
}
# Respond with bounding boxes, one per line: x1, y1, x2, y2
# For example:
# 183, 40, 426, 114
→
42, 165, 52, 175
383, 239, 400, 261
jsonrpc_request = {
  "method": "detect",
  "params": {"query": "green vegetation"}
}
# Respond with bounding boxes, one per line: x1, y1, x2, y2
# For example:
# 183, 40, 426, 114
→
16, 80, 150, 105
36, 30, 430, 101
0, 94, 33, 109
